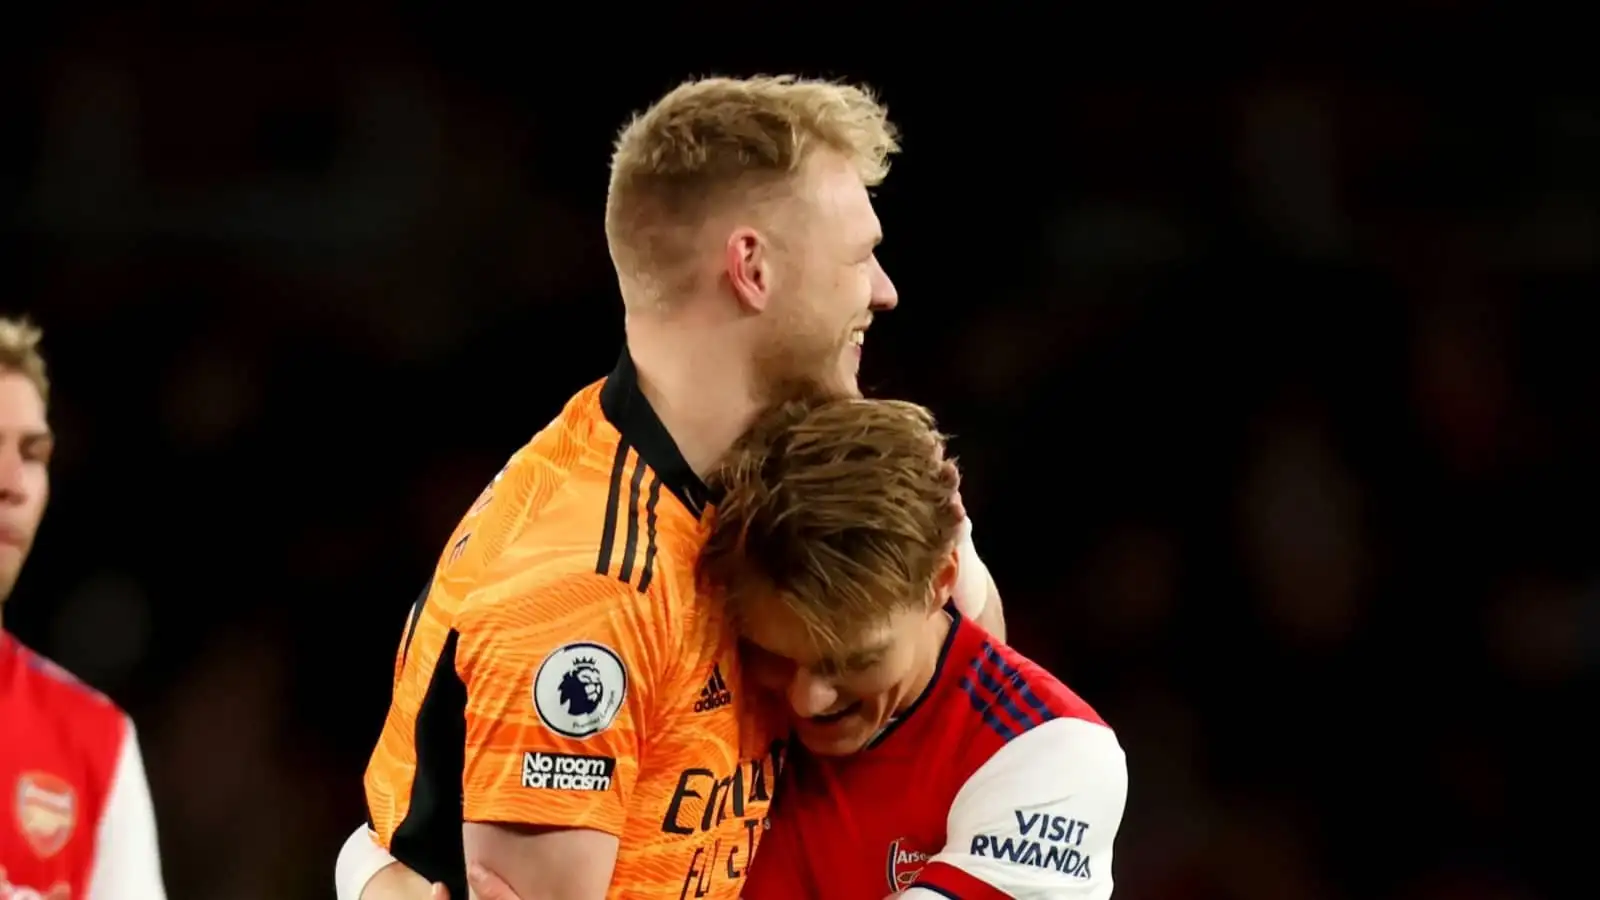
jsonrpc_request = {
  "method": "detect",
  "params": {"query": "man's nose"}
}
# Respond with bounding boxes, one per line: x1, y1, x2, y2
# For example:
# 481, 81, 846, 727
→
869, 257, 898, 311
786, 670, 839, 718
0, 447, 27, 504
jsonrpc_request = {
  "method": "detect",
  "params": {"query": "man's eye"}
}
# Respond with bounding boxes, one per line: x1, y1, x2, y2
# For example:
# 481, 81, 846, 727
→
808, 660, 846, 679
743, 644, 792, 671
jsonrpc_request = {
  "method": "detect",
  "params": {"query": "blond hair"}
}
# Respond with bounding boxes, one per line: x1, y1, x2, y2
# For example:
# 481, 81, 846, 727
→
605, 75, 900, 302
699, 393, 962, 650
0, 316, 49, 406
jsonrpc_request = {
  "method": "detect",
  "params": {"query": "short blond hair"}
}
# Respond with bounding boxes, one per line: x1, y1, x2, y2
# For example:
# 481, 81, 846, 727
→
0, 316, 49, 406
699, 393, 962, 651
606, 75, 900, 299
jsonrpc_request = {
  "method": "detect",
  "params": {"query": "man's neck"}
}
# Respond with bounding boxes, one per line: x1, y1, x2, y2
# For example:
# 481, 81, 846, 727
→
624, 317, 764, 480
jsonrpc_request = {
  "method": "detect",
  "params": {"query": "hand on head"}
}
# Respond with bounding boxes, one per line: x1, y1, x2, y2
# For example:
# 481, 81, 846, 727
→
943, 459, 966, 522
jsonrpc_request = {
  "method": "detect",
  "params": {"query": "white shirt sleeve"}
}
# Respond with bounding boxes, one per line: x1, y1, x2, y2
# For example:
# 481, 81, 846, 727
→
85, 722, 168, 900
335, 823, 399, 900
912, 717, 1127, 900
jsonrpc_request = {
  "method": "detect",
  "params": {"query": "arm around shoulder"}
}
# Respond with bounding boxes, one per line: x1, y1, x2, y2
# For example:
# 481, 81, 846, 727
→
951, 517, 1005, 641
972, 572, 1005, 642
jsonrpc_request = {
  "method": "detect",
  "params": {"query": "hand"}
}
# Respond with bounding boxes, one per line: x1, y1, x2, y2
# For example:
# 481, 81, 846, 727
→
361, 862, 436, 900
941, 458, 967, 521
466, 862, 522, 900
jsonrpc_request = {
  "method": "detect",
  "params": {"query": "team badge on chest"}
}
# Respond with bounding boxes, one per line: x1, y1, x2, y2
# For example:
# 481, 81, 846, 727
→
15, 771, 76, 858
886, 836, 933, 892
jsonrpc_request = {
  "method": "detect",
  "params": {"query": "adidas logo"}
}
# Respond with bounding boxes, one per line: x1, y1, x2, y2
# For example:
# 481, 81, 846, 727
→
693, 664, 733, 713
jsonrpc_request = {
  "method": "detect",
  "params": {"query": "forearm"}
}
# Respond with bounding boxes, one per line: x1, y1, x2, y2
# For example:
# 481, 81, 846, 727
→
973, 569, 1005, 642
365, 862, 436, 900
336, 824, 435, 900
463, 822, 618, 900
954, 517, 1006, 640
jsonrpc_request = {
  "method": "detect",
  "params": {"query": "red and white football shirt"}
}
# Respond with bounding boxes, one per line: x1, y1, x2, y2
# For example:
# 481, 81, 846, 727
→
0, 631, 166, 899
742, 610, 1127, 900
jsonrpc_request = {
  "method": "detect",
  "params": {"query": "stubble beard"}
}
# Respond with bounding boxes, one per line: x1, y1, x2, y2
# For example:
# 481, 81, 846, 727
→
751, 298, 852, 406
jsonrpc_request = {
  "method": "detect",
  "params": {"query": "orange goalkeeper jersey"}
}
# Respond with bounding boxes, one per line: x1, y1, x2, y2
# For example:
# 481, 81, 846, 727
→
365, 352, 786, 900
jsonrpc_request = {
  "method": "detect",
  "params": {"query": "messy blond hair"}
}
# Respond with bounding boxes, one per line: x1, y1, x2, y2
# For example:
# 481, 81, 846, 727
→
0, 316, 49, 406
699, 393, 962, 650
606, 75, 900, 303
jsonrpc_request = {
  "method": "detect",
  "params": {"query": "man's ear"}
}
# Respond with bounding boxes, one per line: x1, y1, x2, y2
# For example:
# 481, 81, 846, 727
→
725, 227, 771, 313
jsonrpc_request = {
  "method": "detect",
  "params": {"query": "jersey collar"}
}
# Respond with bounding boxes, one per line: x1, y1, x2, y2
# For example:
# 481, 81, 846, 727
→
599, 349, 718, 517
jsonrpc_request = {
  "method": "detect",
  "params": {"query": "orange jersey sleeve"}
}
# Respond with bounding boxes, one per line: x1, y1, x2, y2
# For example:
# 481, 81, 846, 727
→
454, 568, 679, 837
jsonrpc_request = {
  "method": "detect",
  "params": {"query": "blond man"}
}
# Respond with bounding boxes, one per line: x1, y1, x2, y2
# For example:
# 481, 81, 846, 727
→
337, 76, 1003, 900
0, 317, 168, 899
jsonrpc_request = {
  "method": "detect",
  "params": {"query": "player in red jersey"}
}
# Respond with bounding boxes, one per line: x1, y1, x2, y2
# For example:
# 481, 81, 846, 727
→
0, 317, 168, 900
701, 395, 1126, 899
456, 394, 1125, 900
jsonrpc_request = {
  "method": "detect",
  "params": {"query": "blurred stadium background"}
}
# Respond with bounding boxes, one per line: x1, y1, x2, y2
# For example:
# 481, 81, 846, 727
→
3, 6, 1593, 899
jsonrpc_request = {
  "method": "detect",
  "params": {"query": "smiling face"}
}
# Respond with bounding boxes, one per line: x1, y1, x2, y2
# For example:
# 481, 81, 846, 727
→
748, 150, 899, 400
602, 76, 901, 402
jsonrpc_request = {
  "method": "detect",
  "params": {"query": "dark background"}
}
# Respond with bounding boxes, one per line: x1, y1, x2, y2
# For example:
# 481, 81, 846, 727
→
4, 7, 1595, 899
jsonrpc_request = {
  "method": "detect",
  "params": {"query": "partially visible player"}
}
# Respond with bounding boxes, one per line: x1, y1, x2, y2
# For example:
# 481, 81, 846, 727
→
336, 76, 1007, 900
0, 316, 169, 900
704, 396, 1126, 898
456, 395, 1126, 900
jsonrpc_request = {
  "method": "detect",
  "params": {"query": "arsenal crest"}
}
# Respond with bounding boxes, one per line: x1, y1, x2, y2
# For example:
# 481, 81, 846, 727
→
885, 836, 932, 892
15, 771, 76, 858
